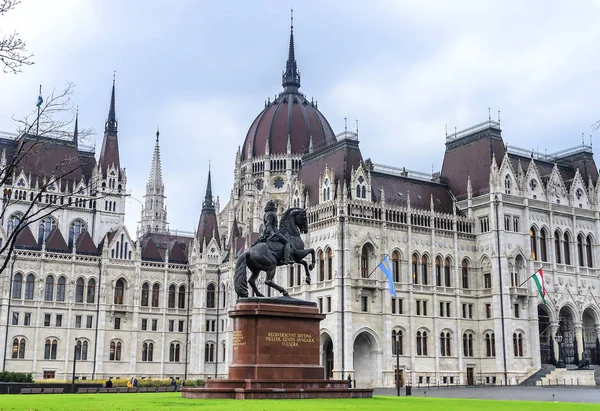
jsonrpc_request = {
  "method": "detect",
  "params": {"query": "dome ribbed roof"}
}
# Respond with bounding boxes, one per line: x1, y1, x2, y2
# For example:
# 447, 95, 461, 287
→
241, 15, 336, 161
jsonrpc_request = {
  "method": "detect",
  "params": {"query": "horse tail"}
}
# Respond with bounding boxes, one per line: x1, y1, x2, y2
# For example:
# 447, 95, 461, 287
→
234, 251, 249, 298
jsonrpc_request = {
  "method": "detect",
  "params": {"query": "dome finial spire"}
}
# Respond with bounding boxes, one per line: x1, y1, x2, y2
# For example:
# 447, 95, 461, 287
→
282, 8, 300, 92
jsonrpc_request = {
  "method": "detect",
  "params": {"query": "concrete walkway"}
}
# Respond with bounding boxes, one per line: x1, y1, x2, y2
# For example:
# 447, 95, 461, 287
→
373, 386, 600, 403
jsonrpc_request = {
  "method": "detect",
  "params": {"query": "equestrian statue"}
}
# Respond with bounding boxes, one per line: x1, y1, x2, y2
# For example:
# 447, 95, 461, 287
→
234, 201, 315, 298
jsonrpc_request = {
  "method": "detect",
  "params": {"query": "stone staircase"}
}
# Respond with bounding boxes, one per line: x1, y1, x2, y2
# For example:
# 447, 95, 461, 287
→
519, 364, 555, 386
536, 366, 596, 386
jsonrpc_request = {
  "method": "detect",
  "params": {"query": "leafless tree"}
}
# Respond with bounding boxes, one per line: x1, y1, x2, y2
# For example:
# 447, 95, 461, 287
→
0, 0, 33, 74
0, 82, 105, 275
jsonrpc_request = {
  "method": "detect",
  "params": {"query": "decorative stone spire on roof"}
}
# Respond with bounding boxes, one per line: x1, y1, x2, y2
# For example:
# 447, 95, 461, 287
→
202, 163, 214, 211
73, 108, 79, 149
138, 127, 168, 237
197, 166, 220, 252
98, 73, 121, 177
282, 9, 301, 92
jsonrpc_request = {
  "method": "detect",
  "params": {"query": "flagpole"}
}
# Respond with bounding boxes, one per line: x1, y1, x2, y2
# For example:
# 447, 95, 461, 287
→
366, 254, 389, 278
517, 267, 542, 288
36, 84, 41, 136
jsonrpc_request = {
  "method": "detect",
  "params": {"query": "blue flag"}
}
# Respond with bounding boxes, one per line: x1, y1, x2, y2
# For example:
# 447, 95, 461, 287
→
378, 255, 396, 296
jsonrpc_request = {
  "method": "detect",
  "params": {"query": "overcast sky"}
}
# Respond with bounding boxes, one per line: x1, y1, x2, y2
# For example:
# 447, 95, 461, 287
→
1, 0, 600, 236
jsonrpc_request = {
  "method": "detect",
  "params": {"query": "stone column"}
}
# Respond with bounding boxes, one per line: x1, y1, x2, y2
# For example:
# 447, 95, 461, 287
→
574, 322, 584, 363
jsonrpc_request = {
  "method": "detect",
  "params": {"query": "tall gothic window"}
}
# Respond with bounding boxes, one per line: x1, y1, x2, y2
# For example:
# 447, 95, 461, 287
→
412, 254, 418, 284
168, 285, 176, 308
141, 283, 149, 307
391, 329, 403, 355
56, 276, 66, 302
75, 278, 84, 303
486, 332, 496, 357
444, 257, 451, 286
360, 245, 369, 278
318, 250, 325, 282
586, 235, 593, 267
44, 276, 54, 301
416, 331, 428, 356
24, 274, 35, 300
540, 229, 548, 261
463, 332, 474, 357
12, 273, 22, 299
87, 279, 96, 303
206, 284, 216, 308
530, 227, 538, 261
563, 232, 571, 265
554, 230, 562, 264
461, 259, 469, 289
392, 251, 400, 283
178, 285, 186, 309
151, 283, 160, 307
327, 248, 333, 280
577, 234, 585, 267
114, 279, 125, 305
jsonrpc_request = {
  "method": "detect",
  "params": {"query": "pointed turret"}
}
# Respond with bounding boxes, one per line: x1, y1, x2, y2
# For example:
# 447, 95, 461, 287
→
138, 127, 168, 237
98, 74, 121, 177
73, 109, 79, 150
282, 9, 301, 92
197, 166, 220, 252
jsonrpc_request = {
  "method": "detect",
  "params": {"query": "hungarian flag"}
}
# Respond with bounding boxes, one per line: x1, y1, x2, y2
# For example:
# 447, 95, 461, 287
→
36, 85, 43, 107
532, 268, 546, 304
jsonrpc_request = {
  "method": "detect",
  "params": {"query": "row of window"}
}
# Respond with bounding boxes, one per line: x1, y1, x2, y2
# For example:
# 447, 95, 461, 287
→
388, 300, 506, 320
391, 330, 523, 357
7, 214, 87, 247
12, 312, 94, 328
530, 228, 594, 267
12, 274, 98, 303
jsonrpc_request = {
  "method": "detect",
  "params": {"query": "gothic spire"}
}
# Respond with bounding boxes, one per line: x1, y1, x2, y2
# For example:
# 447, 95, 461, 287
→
105, 73, 117, 133
202, 164, 214, 211
282, 9, 300, 92
73, 108, 79, 148
147, 126, 163, 189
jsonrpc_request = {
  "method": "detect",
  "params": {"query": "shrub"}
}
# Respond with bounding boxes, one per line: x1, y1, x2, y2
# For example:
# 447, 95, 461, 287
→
0, 371, 34, 383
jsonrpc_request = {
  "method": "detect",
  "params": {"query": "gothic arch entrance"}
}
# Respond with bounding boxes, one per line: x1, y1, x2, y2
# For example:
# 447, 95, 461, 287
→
559, 307, 576, 365
538, 305, 552, 364
353, 331, 378, 388
583, 308, 599, 364
321, 334, 334, 379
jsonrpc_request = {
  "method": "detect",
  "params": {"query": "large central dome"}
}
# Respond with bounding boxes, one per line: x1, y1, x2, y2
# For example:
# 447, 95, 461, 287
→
241, 21, 336, 161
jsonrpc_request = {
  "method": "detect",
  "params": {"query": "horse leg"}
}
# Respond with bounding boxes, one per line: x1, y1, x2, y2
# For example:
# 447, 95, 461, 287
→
264, 267, 289, 297
248, 269, 263, 297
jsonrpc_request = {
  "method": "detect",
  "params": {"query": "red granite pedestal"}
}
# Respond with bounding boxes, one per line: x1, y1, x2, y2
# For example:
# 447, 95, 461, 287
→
182, 298, 373, 400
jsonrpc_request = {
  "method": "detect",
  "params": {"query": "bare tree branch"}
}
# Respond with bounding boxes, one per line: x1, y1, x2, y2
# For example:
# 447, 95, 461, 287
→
0, 0, 34, 74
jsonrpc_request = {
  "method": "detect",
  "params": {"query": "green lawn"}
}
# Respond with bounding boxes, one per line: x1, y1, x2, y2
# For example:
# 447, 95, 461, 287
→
1, 393, 599, 411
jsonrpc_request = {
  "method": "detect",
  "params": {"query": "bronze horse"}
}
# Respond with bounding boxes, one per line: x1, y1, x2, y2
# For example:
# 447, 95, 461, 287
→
234, 208, 315, 298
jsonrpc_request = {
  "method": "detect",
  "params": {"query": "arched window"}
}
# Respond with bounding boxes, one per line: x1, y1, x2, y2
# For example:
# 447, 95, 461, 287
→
440, 332, 451, 356
540, 229, 548, 261
207, 284, 216, 308
24, 274, 34, 300
221, 341, 226, 362
68, 220, 86, 249
361, 186, 366, 198
318, 250, 325, 281
37, 217, 57, 245
44, 276, 54, 301
178, 285, 186, 309
75, 278, 84, 303
435, 256, 442, 286
141, 283, 149, 307
563, 232, 571, 265
75, 340, 82, 360
530, 227, 538, 261
114, 279, 125, 305
421, 255, 428, 285
504, 175, 511, 194
360, 245, 369, 278
56, 276, 66, 302
577, 234, 585, 267
461, 259, 469, 289
170, 343, 181, 362
554, 230, 562, 264
485, 332, 496, 357
12, 338, 25, 359
7, 213, 22, 236
168, 285, 176, 308
416, 331, 428, 356
412, 254, 418, 284
151, 283, 160, 307
463, 332, 474, 357
87, 279, 96, 304
12, 273, 22, 299
513, 332, 524, 357
44, 339, 58, 360
327, 248, 333, 280
392, 251, 400, 283
110, 341, 122, 361
392, 329, 403, 355
444, 257, 451, 286
205, 342, 215, 362
356, 185, 360, 198
142, 342, 149, 361
82, 341, 88, 361
586, 235, 593, 267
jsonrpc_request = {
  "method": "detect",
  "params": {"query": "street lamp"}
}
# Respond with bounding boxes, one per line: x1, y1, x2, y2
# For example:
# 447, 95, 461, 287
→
395, 339, 401, 396
555, 332, 565, 368
71, 338, 80, 393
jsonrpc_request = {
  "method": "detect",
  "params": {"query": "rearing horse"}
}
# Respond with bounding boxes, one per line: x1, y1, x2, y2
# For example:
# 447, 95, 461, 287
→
234, 208, 315, 298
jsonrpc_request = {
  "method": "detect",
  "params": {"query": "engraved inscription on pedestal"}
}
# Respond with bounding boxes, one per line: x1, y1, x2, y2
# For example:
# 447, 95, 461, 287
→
265, 332, 316, 347
232, 330, 246, 348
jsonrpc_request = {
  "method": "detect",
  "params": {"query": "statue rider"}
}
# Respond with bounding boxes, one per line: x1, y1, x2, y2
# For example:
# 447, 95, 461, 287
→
258, 200, 293, 265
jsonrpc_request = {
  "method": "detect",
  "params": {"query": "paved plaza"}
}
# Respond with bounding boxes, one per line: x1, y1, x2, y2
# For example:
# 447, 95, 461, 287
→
374, 386, 600, 403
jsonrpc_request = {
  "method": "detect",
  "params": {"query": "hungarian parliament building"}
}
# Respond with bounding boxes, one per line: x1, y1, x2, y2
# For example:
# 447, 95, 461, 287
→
0, 24, 599, 388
